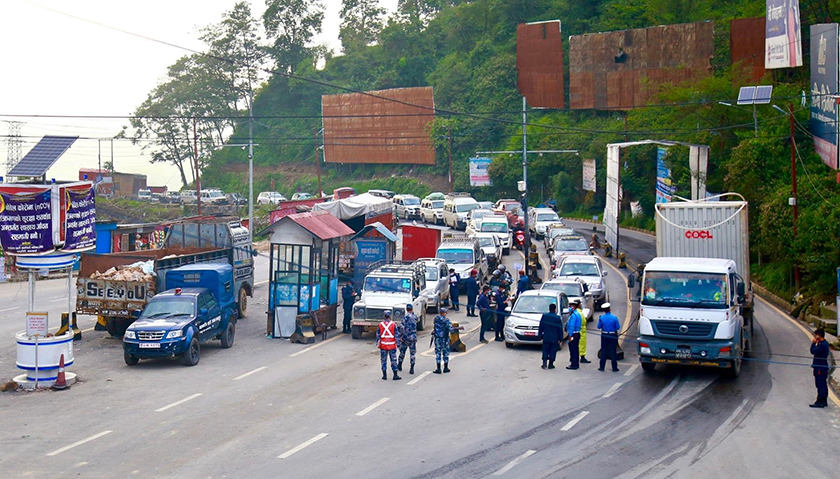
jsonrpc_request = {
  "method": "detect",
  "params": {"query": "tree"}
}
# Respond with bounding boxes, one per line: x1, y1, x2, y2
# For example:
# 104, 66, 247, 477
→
263, 0, 325, 72
339, 0, 385, 54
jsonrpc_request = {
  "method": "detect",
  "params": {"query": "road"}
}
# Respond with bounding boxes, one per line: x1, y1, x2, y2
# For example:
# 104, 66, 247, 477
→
0, 225, 837, 478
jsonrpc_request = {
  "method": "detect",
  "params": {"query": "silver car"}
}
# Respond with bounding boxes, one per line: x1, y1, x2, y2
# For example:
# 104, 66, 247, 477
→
540, 279, 594, 322
418, 258, 450, 312
504, 290, 569, 348
551, 256, 608, 308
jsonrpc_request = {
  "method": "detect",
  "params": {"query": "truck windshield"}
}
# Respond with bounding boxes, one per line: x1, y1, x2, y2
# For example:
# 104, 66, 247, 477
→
641, 271, 728, 308
142, 297, 195, 318
364, 277, 411, 293
480, 222, 508, 233
437, 248, 474, 265
513, 295, 557, 313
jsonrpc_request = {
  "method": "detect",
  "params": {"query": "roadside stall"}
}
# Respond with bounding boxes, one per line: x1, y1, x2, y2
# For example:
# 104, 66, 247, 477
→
349, 222, 397, 290
260, 211, 353, 341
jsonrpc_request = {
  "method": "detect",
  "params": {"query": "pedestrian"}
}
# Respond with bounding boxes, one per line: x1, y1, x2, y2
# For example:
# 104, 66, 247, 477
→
397, 303, 418, 375
597, 303, 621, 372
566, 299, 582, 370
464, 269, 479, 317
538, 303, 564, 369
341, 280, 357, 334
579, 304, 590, 364
493, 286, 509, 341
432, 307, 452, 374
810, 328, 830, 408
449, 268, 461, 311
376, 311, 400, 381
477, 285, 492, 344
516, 270, 531, 298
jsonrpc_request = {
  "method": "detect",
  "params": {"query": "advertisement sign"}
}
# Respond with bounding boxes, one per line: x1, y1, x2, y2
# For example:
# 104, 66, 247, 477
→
810, 24, 839, 170
765, 0, 803, 69
0, 188, 54, 254
469, 157, 492, 187
63, 186, 96, 252
26, 311, 48, 337
582, 158, 596, 192
655, 147, 676, 204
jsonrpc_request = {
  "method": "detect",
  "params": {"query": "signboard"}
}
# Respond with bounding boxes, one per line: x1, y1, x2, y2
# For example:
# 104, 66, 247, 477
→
0, 188, 54, 254
26, 311, 48, 337
655, 147, 676, 204
810, 24, 839, 170
582, 159, 596, 192
765, 0, 803, 69
63, 186, 96, 252
469, 157, 492, 187
517, 21, 564, 109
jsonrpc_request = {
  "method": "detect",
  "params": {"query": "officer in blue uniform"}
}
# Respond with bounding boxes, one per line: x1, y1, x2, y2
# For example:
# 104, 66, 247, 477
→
538, 303, 564, 369
516, 270, 531, 298
476, 286, 492, 344
432, 307, 452, 374
597, 303, 621, 372
566, 299, 582, 370
341, 280, 357, 333
464, 270, 479, 317
493, 287, 509, 341
449, 269, 461, 311
810, 328, 830, 408
397, 303, 418, 375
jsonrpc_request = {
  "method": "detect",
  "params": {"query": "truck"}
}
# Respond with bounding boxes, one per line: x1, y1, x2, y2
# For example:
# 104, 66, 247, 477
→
77, 217, 254, 337
123, 264, 237, 366
350, 262, 432, 339
632, 195, 753, 377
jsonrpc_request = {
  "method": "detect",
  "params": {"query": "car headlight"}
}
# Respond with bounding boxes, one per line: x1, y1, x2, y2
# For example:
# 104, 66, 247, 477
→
393, 309, 405, 319
166, 329, 183, 339
354, 306, 365, 318
124, 330, 136, 339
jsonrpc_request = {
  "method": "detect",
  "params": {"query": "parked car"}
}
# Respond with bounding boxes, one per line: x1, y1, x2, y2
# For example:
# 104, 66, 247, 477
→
464, 209, 495, 236
541, 278, 594, 322
368, 189, 396, 199
503, 290, 569, 348
291, 192, 312, 201
420, 198, 445, 224
257, 191, 286, 205
473, 233, 502, 271
478, 201, 494, 210
227, 192, 247, 205
201, 189, 228, 205
442, 193, 480, 230
180, 190, 198, 205
544, 224, 576, 250
549, 235, 592, 265
164, 191, 181, 204
138, 189, 152, 202
150, 192, 164, 203
393, 194, 422, 220
493, 199, 525, 229
551, 255, 607, 308
529, 208, 561, 239
418, 258, 450, 312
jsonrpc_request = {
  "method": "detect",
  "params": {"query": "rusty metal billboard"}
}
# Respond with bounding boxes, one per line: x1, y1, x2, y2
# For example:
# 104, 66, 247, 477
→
517, 20, 564, 109
569, 21, 714, 110
321, 87, 435, 165
731, 17, 767, 82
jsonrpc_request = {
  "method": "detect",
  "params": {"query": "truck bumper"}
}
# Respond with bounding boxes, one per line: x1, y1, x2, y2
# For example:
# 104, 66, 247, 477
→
124, 339, 188, 359
638, 335, 737, 369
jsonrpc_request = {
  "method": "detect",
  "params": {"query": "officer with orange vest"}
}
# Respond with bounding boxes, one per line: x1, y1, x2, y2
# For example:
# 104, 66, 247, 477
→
377, 310, 401, 381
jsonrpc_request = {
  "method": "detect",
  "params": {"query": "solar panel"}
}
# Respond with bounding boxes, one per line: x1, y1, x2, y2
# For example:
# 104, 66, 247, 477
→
8, 135, 78, 177
753, 85, 773, 104
736, 86, 756, 105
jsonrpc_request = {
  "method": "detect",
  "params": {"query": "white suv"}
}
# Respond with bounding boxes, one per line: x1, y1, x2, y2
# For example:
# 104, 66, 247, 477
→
257, 191, 286, 205
551, 256, 608, 308
393, 194, 421, 220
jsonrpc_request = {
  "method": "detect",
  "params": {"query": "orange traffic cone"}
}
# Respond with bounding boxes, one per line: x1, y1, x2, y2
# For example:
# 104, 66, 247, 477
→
52, 354, 68, 391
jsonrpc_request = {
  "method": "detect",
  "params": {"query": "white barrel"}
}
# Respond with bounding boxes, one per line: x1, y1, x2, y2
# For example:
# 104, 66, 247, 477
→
15, 331, 74, 381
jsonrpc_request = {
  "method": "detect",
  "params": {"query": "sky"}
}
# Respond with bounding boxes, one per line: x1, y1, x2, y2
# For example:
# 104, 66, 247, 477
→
0, 0, 398, 190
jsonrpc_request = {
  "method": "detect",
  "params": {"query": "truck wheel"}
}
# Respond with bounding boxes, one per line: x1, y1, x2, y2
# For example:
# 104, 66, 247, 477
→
124, 350, 139, 366
107, 318, 130, 338
238, 287, 248, 319
220, 322, 235, 348
351, 326, 363, 339
641, 362, 656, 373
726, 358, 742, 378
182, 338, 200, 366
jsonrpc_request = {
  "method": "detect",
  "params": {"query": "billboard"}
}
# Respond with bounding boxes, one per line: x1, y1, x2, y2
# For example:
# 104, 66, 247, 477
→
469, 157, 492, 187
730, 17, 767, 82
810, 24, 839, 170
765, 0, 802, 69
569, 21, 715, 110
655, 147, 675, 204
321, 87, 435, 165
582, 158, 596, 192
517, 21, 564, 109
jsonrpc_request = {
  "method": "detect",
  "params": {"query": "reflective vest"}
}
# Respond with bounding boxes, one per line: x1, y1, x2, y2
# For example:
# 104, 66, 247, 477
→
378, 320, 397, 350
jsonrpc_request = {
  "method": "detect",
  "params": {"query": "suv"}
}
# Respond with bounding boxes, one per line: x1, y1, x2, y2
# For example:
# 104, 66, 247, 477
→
473, 233, 502, 271
257, 191, 286, 205
393, 194, 422, 220
442, 193, 480, 230
164, 191, 181, 204
351, 262, 432, 339
138, 189, 152, 202
420, 197, 445, 224
291, 192, 312, 201
464, 209, 495, 236
435, 237, 487, 285
503, 290, 569, 348
418, 258, 450, 312
477, 214, 511, 255
201, 189, 227, 205
551, 255, 607, 308
541, 278, 594, 322
544, 224, 576, 250
180, 190, 198, 205
529, 208, 561, 239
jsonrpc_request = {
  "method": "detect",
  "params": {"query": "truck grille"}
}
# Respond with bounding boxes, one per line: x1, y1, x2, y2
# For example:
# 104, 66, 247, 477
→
366, 308, 390, 320
651, 321, 716, 339
137, 331, 165, 341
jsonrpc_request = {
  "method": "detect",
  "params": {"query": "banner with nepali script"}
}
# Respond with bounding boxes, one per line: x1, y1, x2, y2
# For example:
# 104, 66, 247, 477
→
63, 186, 96, 252
0, 188, 54, 254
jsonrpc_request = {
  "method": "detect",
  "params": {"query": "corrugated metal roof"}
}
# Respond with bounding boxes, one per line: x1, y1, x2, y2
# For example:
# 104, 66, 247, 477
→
349, 222, 397, 242
286, 211, 354, 240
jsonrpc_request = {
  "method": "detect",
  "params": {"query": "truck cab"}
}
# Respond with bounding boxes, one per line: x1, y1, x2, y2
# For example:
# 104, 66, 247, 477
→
123, 264, 237, 366
351, 262, 431, 339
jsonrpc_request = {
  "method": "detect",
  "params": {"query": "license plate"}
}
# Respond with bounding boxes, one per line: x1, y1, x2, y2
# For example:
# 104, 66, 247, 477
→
675, 348, 692, 359
523, 331, 537, 336
139, 342, 161, 349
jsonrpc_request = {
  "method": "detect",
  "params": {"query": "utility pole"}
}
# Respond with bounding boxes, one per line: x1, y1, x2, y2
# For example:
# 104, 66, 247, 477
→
314, 127, 322, 198
4, 120, 23, 175
448, 125, 453, 191
522, 96, 531, 280
789, 103, 800, 289
194, 117, 201, 215
97, 139, 101, 175
248, 91, 254, 236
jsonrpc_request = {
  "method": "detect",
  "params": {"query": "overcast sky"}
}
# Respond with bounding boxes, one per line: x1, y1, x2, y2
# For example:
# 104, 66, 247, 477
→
0, 0, 397, 189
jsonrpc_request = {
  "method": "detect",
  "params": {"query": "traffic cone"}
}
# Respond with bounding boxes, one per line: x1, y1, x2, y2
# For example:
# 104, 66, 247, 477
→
52, 354, 69, 391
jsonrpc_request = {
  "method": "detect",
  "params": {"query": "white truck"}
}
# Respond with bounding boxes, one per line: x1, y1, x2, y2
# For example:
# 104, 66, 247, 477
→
633, 195, 753, 377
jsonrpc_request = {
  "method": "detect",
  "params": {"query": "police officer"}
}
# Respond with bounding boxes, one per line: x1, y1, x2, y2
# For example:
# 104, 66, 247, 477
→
516, 270, 531, 298
449, 268, 461, 311
397, 303, 418, 375
432, 307, 452, 374
341, 280, 357, 334
493, 286, 509, 342
538, 303, 564, 369
464, 269, 479, 317
597, 303, 621, 372
579, 303, 590, 364
476, 285, 492, 344
566, 299, 582, 370
376, 311, 400, 380
810, 328, 830, 408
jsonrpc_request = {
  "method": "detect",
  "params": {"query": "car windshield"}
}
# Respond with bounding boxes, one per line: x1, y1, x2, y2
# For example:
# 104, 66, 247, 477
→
456, 203, 479, 213
430, 201, 444, 208
550, 228, 574, 238
542, 283, 583, 297
437, 248, 474, 264
404, 197, 420, 205
480, 222, 508, 233
537, 213, 560, 222
364, 276, 411, 294
471, 210, 492, 220
554, 238, 588, 252
208, 191, 223, 197
558, 263, 599, 277
503, 202, 522, 211
477, 237, 495, 248
513, 295, 558, 314
425, 268, 438, 281
641, 271, 729, 309
141, 297, 195, 318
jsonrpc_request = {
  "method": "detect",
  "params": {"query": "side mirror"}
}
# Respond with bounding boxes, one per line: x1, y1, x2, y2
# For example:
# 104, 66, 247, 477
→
200, 308, 208, 316
627, 273, 636, 290
737, 283, 745, 301
602, 271, 608, 277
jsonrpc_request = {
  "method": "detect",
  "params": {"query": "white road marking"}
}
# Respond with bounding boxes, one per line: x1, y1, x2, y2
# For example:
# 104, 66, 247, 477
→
355, 397, 390, 416
155, 393, 202, 412
560, 411, 590, 431
407, 370, 432, 385
233, 366, 267, 381
492, 450, 537, 476
624, 364, 639, 376
603, 382, 622, 398
46, 430, 112, 457
49, 297, 71, 303
289, 334, 344, 357
255, 279, 269, 286
0, 306, 20, 312
278, 433, 329, 459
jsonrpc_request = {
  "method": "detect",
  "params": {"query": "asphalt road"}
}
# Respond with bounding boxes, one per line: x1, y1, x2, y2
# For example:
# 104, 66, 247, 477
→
0, 226, 837, 478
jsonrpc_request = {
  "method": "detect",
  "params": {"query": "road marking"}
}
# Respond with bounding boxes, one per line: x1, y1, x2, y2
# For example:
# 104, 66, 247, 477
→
233, 366, 267, 381
81, 327, 96, 333
407, 370, 432, 385
49, 297, 71, 303
355, 397, 390, 416
560, 411, 589, 431
492, 450, 537, 476
155, 393, 202, 412
603, 382, 622, 398
46, 430, 112, 457
289, 334, 344, 357
421, 339, 488, 358
624, 364, 639, 376
278, 433, 329, 459
0, 306, 20, 312
255, 279, 269, 286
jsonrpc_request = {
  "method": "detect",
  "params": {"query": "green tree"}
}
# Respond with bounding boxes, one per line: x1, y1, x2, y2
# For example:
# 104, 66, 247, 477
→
263, 0, 325, 72
339, 0, 386, 54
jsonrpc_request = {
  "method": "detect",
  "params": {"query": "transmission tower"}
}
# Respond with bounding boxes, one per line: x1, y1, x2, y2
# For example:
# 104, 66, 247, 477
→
4, 121, 24, 175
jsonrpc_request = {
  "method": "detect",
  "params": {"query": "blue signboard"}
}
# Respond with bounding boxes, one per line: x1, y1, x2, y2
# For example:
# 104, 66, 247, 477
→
655, 147, 676, 204
469, 157, 492, 187
810, 24, 839, 170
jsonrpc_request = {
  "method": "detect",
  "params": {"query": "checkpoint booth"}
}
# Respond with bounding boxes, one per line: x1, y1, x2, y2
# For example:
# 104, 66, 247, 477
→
260, 211, 354, 341
349, 222, 397, 290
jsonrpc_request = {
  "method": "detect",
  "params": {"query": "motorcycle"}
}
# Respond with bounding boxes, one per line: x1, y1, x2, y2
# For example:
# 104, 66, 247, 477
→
514, 229, 526, 250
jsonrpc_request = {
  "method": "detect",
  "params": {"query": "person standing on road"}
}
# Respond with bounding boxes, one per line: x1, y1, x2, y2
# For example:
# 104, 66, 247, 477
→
579, 304, 590, 364
493, 286, 509, 342
397, 303, 418, 375
538, 303, 564, 369
566, 299, 582, 370
516, 270, 531, 298
376, 311, 401, 381
464, 269, 479, 317
432, 307, 452, 374
341, 280, 357, 334
477, 286, 492, 344
810, 328, 830, 408
597, 303, 621, 372
449, 268, 461, 311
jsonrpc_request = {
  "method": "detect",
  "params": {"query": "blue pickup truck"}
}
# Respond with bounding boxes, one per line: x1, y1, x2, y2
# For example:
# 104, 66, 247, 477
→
123, 264, 237, 366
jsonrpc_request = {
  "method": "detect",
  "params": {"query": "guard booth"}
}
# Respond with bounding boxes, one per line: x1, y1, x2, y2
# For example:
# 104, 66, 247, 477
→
350, 222, 397, 290
260, 211, 353, 341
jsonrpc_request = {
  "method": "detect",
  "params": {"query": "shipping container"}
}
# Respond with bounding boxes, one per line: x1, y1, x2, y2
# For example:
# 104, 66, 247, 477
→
401, 225, 441, 262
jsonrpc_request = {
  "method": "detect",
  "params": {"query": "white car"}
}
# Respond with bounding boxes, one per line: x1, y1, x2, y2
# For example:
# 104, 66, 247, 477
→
180, 190, 198, 205
551, 255, 608, 308
394, 194, 422, 220
544, 225, 576, 250
420, 198, 445, 224
418, 258, 450, 312
504, 290, 569, 348
541, 279, 594, 322
201, 189, 227, 205
476, 214, 512, 255
138, 189, 152, 202
464, 209, 495, 236
257, 191, 286, 205
529, 208, 561, 239
550, 235, 591, 264
473, 233, 502, 271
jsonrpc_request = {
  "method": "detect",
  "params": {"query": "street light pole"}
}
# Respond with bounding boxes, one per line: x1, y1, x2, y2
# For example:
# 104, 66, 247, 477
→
521, 96, 530, 279
789, 103, 800, 289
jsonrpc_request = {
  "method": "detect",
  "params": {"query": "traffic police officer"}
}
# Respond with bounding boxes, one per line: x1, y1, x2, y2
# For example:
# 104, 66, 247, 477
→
566, 299, 582, 369
810, 328, 830, 408
517, 270, 531, 298
597, 303, 621, 372
493, 286, 509, 341
538, 303, 564, 369
341, 280, 357, 334
397, 303, 418, 375
449, 268, 461, 311
464, 269, 479, 317
376, 311, 400, 380
432, 307, 452, 374
579, 302, 590, 364
477, 285, 492, 344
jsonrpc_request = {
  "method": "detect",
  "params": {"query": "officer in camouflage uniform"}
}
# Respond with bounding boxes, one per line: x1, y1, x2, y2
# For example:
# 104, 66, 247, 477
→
397, 303, 418, 375
432, 307, 452, 374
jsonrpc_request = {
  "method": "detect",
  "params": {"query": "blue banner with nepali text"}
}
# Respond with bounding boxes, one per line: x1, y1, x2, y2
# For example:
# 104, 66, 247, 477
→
0, 188, 54, 254
63, 186, 96, 252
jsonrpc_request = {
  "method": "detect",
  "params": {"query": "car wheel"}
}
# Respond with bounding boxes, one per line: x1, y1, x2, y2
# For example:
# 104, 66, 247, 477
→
505, 342, 513, 349
503, 247, 510, 256
238, 287, 248, 319
182, 338, 200, 366
418, 306, 426, 330
641, 362, 656, 373
220, 322, 235, 348
124, 350, 139, 366
351, 325, 363, 339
